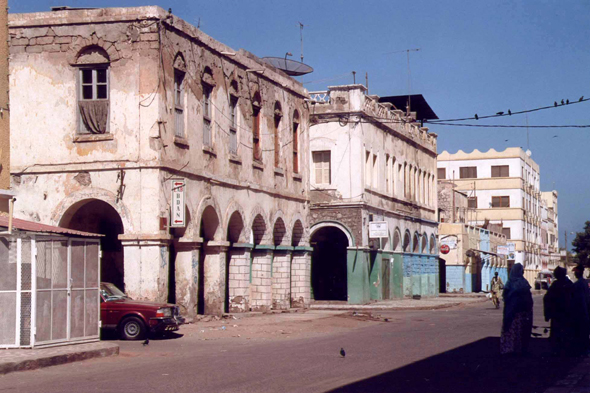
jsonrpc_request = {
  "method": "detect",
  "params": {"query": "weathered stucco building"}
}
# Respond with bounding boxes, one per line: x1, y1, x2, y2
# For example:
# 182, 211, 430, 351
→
0, 0, 13, 212
9, 6, 312, 318
308, 85, 439, 303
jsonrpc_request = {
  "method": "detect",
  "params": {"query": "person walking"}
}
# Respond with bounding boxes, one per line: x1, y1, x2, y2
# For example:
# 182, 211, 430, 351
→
543, 266, 573, 356
570, 264, 590, 356
490, 272, 504, 309
500, 263, 534, 356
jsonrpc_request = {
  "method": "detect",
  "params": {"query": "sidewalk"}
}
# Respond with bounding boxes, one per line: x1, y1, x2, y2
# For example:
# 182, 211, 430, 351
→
310, 293, 488, 311
544, 357, 590, 393
0, 341, 119, 375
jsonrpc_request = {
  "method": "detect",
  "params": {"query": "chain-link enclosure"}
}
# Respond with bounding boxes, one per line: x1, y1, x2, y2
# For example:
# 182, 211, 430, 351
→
0, 235, 100, 348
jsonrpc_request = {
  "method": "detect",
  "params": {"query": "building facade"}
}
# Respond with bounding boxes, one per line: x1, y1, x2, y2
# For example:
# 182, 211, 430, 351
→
438, 182, 507, 293
437, 148, 546, 284
308, 85, 439, 303
541, 190, 560, 270
9, 6, 312, 318
0, 0, 13, 212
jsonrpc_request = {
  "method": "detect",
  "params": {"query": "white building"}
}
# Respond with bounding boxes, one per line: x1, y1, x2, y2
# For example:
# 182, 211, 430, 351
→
437, 148, 547, 284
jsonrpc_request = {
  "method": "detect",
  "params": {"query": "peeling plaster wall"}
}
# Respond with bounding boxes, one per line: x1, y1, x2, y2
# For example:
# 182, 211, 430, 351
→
0, 0, 9, 199
9, 6, 312, 315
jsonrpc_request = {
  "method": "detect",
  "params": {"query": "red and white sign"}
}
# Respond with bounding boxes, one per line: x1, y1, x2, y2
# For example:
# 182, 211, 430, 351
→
440, 244, 450, 254
170, 179, 186, 228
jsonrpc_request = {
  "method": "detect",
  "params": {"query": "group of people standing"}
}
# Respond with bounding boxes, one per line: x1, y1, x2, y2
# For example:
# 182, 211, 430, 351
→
492, 263, 590, 356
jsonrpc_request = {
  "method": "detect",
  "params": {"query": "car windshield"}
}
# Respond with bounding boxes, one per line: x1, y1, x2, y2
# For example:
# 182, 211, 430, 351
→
100, 283, 128, 300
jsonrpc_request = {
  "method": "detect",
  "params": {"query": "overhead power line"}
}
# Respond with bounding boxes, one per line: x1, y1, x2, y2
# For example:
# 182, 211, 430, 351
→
426, 95, 589, 123
428, 122, 590, 128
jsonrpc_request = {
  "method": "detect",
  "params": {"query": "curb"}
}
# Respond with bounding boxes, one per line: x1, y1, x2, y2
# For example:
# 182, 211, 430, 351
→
0, 343, 119, 375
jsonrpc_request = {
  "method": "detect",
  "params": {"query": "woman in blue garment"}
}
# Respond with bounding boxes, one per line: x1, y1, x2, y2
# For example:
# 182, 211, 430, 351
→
501, 263, 533, 355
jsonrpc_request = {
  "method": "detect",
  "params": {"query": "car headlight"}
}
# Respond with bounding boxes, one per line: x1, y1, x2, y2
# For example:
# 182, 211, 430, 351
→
156, 307, 172, 318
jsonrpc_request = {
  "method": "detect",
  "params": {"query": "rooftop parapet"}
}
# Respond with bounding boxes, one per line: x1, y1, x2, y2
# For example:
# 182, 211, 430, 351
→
309, 84, 437, 153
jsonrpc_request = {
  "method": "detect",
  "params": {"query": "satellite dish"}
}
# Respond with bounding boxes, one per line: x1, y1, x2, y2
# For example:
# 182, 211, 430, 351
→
261, 57, 313, 76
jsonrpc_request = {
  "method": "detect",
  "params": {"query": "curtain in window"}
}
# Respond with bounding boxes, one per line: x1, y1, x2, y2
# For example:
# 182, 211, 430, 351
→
79, 100, 109, 134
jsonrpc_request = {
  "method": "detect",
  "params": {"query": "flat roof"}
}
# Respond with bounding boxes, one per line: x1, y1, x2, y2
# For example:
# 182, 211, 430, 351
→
379, 94, 439, 121
0, 215, 102, 237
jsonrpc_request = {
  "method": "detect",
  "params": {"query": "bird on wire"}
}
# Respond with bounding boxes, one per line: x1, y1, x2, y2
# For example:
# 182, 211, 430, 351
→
552, 135, 558, 138
508, 109, 512, 115
554, 101, 558, 107
561, 99, 565, 105
580, 96, 584, 102
143, 338, 150, 346
496, 111, 504, 116
566, 99, 570, 105
504, 139, 509, 142
474, 114, 479, 120
340, 348, 346, 358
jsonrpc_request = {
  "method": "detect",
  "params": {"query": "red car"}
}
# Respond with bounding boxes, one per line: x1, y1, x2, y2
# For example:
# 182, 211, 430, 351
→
100, 282, 185, 340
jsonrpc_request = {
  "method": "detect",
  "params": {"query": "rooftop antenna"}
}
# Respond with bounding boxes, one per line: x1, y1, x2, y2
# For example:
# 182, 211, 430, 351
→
386, 48, 420, 118
298, 22, 304, 63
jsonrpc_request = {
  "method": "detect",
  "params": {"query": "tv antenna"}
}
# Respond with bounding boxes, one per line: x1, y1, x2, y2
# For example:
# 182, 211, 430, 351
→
386, 48, 420, 117
299, 22, 304, 63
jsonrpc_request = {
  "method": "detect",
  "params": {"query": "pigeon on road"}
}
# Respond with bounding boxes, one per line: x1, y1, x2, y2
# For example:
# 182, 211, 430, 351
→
143, 338, 150, 346
340, 348, 346, 358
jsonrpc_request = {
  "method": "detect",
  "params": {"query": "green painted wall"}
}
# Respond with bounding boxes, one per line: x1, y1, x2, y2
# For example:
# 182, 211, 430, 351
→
347, 248, 370, 304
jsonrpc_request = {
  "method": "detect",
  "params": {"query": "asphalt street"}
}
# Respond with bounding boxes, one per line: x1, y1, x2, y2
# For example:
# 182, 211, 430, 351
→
0, 294, 581, 393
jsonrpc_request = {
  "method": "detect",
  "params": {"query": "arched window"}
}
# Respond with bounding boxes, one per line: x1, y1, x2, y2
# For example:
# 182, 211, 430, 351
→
75, 46, 110, 134
274, 102, 282, 167
229, 79, 239, 155
202, 67, 215, 147
173, 53, 186, 138
252, 92, 262, 162
292, 110, 300, 173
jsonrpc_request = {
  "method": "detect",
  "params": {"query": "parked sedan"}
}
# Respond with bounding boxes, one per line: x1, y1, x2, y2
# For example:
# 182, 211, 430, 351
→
534, 271, 554, 290
100, 282, 185, 340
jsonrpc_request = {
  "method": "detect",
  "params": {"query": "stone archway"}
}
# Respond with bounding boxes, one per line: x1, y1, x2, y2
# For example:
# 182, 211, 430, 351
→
59, 199, 125, 291
310, 225, 350, 301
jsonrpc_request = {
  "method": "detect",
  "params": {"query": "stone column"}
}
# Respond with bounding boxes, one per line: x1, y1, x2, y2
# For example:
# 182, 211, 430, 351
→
227, 243, 253, 313
173, 237, 202, 319
202, 240, 230, 316
272, 246, 293, 310
291, 246, 312, 308
251, 246, 273, 312
119, 234, 172, 303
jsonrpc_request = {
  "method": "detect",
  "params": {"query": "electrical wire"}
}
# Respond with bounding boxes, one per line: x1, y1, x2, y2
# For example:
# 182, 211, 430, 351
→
424, 122, 590, 128
426, 96, 590, 123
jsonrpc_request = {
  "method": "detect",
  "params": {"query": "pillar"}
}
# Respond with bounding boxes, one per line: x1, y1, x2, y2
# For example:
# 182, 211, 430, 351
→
174, 238, 202, 319
251, 246, 273, 312
227, 243, 253, 313
272, 246, 293, 310
290, 246, 312, 308
202, 240, 229, 316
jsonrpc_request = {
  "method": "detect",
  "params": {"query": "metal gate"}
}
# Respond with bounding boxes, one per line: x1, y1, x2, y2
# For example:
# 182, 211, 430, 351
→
0, 235, 100, 348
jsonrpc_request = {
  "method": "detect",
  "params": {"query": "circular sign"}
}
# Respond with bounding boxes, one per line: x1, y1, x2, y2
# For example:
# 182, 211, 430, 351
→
440, 244, 450, 254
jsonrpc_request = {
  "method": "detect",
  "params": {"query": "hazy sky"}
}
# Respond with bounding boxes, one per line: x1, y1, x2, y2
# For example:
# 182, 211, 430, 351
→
11, 1, 590, 249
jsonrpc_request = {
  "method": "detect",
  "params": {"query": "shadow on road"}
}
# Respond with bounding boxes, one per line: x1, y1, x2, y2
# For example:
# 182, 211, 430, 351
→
100, 329, 184, 341
328, 336, 580, 393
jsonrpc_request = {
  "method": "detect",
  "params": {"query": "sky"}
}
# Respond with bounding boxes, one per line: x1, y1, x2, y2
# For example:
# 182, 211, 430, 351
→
10, 0, 590, 250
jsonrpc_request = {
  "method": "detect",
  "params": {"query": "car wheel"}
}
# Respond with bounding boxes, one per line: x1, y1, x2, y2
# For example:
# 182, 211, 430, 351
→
120, 317, 146, 340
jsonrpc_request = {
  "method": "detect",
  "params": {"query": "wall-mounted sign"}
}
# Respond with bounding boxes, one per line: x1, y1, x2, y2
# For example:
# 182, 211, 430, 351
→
369, 221, 388, 238
440, 244, 450, 254
497, 245, 509, 256
170, 179, 186, 228
440, 238, 458, 250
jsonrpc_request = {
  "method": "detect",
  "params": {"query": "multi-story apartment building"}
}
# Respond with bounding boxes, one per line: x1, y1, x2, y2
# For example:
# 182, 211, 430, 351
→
541, 190, 560, 269
437, 148, 544, 284
9, 6, 311, 318
308, 85, 439, 303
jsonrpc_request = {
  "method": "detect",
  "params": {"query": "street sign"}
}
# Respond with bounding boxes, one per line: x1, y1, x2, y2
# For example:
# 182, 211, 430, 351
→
369, 221, 388, 238
440, 238, 457, 250
170, 179, 186, 228
440, 244, 450, 254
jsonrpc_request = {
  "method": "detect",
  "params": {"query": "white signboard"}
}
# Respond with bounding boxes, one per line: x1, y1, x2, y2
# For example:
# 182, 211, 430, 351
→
497, 245, 509, 256
507, 243, 516, 252
369, 221, 388, 238
170, 179, 186, 228
440, 238, 458, 250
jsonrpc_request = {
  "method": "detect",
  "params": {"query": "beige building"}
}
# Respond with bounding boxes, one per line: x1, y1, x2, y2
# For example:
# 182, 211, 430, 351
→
0, 0, 13, 212
308, 85, 439, 302
541, 190, 560, 269
9, 6, 311, 318
437, 148, 547, 284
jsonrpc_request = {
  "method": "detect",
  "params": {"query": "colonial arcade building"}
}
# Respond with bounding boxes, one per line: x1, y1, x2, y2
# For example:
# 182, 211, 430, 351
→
308, 85, 439, 303
9, 7, 311, 318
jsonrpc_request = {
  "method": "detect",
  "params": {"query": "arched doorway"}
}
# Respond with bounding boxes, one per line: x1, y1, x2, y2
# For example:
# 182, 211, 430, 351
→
310, 225, 349, 301
59, 199, 125, 291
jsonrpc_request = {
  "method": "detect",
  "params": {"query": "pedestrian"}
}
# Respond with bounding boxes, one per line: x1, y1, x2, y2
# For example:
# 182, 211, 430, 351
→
500, 263, 533, 356
490, 271, 504, 309
570, 264, 590, 356
543, 266, 573, 356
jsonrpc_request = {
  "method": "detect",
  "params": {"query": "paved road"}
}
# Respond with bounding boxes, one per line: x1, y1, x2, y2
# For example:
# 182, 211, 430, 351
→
0, 295, 581, 393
